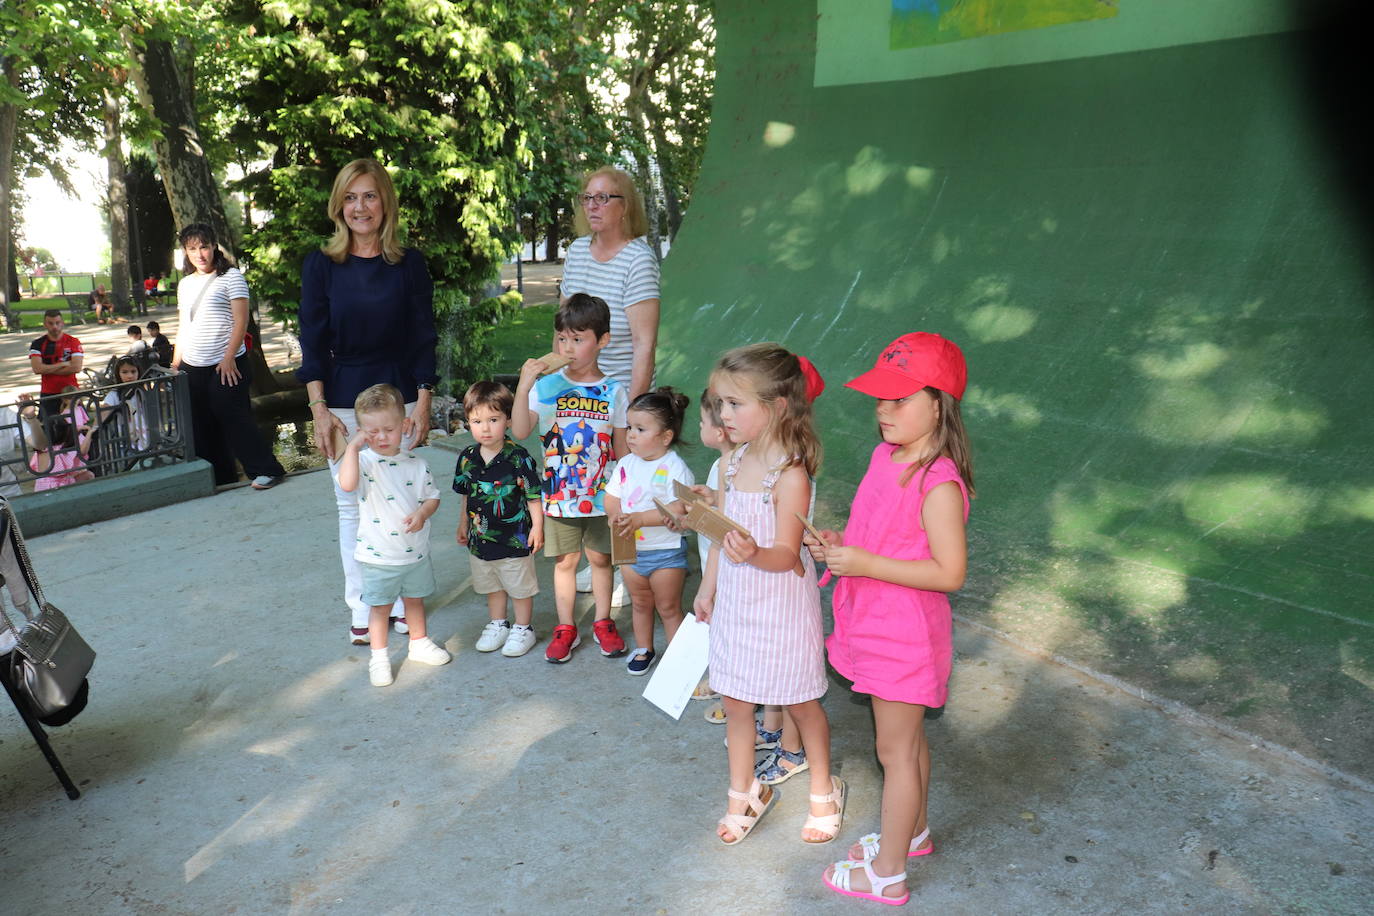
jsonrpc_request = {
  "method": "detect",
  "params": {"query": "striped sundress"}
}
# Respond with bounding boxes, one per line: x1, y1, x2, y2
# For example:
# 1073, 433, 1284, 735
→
707, 443, 827, 705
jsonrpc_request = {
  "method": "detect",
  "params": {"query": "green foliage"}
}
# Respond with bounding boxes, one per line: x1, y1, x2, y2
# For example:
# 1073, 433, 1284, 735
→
436, 288, 522, 396
521, 2, 716, 250
487, 302, 557, 373
218, 1, 539, 333
197, 0, 549, 390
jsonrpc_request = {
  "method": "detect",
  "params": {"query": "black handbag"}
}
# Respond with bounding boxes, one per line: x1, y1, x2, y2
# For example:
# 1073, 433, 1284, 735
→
0, 499, 96, 726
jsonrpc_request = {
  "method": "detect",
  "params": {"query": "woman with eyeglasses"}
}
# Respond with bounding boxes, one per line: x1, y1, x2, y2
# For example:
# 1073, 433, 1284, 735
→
560, 167, 661, 399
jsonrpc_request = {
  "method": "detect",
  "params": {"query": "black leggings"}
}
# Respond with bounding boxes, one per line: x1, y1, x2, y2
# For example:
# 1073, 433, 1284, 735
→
182, 354, 285, 486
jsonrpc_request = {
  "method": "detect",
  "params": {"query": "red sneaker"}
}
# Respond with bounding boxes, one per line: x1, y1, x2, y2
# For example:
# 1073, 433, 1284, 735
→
592, 618, 626, 657
545, 624, 581, 664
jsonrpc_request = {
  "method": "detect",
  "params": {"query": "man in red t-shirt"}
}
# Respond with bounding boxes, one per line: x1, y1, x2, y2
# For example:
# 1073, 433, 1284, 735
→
29, 310, 84, 423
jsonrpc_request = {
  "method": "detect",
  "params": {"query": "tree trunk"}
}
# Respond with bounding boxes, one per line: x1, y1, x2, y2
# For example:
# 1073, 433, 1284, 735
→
124, 34, 233, 252
103, 85, 131, 318
0, 60, 18, 328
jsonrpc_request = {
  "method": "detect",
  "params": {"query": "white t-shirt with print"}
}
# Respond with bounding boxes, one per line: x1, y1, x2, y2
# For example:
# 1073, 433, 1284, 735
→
354, 448, 442, 565
605, 449, 694, 552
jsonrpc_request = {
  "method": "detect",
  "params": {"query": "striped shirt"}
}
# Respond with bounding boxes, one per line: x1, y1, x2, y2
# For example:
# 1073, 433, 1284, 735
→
560, 236, 660, 390
176, 267, 251, 368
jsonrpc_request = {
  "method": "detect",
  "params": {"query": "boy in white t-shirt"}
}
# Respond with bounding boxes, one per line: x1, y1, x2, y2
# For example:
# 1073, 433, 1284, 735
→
513, 294, 629, 665
338, 384, 451, 687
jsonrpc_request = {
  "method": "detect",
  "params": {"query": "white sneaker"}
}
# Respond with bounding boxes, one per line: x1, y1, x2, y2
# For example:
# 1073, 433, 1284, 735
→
502, 625, 537, 658
575, 564, 593, 592
392, 616, 409, 635
475, 620, 511, 652
407, 636, 452, 666
369, 656, 393, 687
610, 570, 628, 608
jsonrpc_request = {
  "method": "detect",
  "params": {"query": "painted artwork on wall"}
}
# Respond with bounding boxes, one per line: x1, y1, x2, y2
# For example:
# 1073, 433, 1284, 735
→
891, 0, 1119, 51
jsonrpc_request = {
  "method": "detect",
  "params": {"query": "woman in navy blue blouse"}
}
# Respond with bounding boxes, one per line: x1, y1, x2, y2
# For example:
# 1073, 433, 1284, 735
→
298, 158, 439, 644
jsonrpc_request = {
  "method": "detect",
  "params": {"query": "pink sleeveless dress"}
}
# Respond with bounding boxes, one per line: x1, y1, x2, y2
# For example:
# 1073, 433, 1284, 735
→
826, 446, 969, 707
708, 444, 826, 705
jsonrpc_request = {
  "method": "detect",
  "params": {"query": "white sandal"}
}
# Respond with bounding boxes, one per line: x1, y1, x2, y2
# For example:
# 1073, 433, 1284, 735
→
802, 775, 846, 844
849, 826, 934, 860
718, 779, 775, 846
823, 859, 910, 906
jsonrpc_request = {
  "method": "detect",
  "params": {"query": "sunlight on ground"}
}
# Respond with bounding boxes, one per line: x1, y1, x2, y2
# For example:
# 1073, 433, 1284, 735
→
184, 787, 327, 882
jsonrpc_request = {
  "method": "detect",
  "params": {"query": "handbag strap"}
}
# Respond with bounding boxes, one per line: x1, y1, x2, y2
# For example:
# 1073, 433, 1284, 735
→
0, 499, 46, 611
0, 500, 56, 663
185, 272, 216, 325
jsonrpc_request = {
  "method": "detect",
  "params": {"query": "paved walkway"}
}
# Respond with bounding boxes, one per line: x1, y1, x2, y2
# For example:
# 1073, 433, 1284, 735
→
1, 449, 1369, 913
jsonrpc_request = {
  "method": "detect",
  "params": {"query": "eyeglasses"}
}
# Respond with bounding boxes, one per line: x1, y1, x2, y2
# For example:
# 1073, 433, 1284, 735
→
578, 193, 624, 208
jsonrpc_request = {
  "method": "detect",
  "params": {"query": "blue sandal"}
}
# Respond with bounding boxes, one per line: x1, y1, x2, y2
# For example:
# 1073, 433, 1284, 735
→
722, 718, 783, 750
756, 745, 809, 785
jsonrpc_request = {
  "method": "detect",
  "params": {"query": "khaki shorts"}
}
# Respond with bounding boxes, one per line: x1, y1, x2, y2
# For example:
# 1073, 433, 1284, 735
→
544, 515, 611, 558
469, 554, 539, 599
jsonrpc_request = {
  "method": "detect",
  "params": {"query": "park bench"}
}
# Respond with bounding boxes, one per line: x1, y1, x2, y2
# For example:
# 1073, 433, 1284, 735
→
61, 295, 90, 325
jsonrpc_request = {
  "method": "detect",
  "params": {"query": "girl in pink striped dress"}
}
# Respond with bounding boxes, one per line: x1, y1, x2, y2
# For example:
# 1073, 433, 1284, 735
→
694, 343, 843, 848
809, 333, 974, 907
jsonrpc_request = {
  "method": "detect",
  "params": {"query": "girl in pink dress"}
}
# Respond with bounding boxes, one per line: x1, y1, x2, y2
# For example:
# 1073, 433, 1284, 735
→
811, 333, 973, 906
694, 343, 843, 847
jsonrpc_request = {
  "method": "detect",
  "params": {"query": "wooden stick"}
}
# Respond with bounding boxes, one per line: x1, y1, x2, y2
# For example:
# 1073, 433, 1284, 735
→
610, 519, 637, 566
795, 512, 826, 546
534, 351, 572, 374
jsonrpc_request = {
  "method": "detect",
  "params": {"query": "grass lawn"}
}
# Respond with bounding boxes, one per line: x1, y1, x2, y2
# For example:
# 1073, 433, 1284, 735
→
489, 303, 555, 373
2, 297, 96, 331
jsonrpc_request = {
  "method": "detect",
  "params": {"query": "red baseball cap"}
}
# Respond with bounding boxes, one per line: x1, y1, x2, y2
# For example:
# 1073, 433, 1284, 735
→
797, 355, 826, 404
845, 333, 967, 400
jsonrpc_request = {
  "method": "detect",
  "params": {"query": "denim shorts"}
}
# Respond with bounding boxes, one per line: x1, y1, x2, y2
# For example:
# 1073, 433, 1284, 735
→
630, 544, 689, 578
360, 556, 436, 606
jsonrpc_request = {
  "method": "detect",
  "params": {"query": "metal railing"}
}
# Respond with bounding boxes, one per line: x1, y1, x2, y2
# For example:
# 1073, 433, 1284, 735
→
0, 369, 195, 493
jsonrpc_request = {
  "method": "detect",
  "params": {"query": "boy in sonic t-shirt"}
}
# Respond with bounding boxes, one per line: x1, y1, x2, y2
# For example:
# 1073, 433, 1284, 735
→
513, 293, 629, 665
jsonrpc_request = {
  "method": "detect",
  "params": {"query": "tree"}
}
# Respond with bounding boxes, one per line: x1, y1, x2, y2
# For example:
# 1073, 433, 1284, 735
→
126, 151, 176, 279
215, 0, 543, 391
1, 1, 118, 325
521, 2, 715, 260
103, 78, 132, 313
124, 24, 235, 250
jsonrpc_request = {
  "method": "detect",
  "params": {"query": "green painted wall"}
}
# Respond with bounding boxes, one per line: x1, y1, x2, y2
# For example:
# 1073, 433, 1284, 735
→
659, 1, 1374, 778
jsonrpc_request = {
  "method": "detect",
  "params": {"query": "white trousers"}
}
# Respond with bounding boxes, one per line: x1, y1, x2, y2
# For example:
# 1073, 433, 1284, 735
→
327, 404, 418, 628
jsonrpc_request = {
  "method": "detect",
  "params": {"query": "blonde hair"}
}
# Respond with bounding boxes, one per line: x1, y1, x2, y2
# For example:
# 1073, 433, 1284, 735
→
572, 166, 649, 239
322, 159, 404, 265
711, 343, 821, 477
354, 383, 405, 418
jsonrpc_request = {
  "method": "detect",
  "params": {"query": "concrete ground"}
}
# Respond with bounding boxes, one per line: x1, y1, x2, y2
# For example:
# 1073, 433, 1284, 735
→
1, 448, 1370, 915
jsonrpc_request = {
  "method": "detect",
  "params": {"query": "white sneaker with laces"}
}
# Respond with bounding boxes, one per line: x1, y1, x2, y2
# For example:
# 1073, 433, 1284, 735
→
575, 564, 593, 592
369, 656, 393, 687
475, 620, 511, 652
407, 636, 452, 666
502, 625, 537, 658
392, 617, 409, 635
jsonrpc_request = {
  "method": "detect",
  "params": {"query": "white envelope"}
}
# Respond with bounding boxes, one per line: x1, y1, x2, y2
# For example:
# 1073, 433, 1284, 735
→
642, 613, 711, 720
